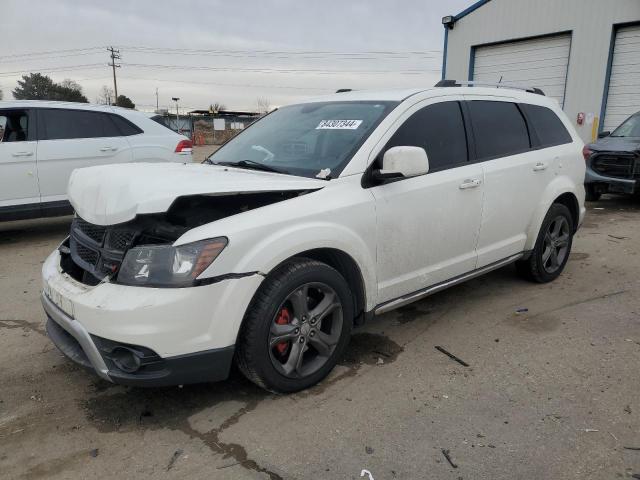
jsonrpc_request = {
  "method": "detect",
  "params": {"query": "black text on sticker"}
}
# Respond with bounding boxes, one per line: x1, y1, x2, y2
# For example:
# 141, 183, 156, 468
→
316, 120, 363, 130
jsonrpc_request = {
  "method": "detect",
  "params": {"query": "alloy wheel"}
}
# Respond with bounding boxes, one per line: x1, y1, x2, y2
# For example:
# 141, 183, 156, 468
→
541, 215, 570, 274
268, 282, 343, 379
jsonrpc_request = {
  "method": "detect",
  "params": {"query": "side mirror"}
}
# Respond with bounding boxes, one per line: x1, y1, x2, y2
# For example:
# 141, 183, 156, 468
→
598, 131, 611, 139
374, 146, 429, 181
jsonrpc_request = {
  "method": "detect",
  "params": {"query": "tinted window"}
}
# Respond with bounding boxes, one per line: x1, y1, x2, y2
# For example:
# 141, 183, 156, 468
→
611, 113, 640, 138
467, 101, 530, 160
521, 104, 572, 147
39, 109, 121, 140
110, 114, 142, 136
0, 110, 29, 143
385, 101, 468, 171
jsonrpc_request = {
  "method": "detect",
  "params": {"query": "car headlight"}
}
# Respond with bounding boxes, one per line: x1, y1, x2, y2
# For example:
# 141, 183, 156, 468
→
117, 237, 228, 287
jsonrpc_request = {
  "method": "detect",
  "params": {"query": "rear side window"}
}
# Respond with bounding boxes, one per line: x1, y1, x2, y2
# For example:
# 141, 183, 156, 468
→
0, 110, 30, 142
385, 101, 468, 171
467, 101, 530, 160
521, 104, 572, 147
38, 109, 122, 140
109, 114, 143, 136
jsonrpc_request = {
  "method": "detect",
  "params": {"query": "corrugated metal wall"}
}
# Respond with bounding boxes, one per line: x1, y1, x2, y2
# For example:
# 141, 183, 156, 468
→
444, 0, 640, 142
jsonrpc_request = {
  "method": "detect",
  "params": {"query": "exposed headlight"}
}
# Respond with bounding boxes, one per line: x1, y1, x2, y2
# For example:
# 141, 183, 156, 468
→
117, 237, 228, 287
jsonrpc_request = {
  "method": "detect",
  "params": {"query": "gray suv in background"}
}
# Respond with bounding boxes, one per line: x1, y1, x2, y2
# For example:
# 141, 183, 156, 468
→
583, 112, 640, 201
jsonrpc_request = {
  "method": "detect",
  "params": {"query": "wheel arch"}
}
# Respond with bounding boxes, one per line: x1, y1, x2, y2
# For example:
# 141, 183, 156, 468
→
524, 179, 582, 251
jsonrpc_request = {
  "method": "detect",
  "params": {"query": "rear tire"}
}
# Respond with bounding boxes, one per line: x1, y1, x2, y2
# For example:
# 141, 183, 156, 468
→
585, 184, 601, 202
516, 203, 574, 283
235, 258, 353, 393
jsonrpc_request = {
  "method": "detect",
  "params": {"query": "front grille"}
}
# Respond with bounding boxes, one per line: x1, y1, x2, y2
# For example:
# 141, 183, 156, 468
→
74, 241, 99, 266
106, 230, 136, 252
75, 218, 107, 243
67, 217, 139, 283
592, 153, 640, 179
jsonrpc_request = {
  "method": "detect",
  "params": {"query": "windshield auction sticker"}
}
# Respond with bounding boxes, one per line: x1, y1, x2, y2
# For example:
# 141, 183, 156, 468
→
316, 120, 363, 129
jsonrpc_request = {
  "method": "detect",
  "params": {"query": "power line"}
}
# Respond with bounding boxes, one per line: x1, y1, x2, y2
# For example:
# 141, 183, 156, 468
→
0, 46, 105, 60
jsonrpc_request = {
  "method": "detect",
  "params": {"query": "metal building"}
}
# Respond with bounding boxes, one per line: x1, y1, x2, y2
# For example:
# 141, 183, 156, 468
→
441, 0, 640, 142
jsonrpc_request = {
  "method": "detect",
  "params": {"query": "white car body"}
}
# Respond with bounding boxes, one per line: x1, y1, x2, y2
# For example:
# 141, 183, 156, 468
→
0, 100, 191, 221
41, 86, 586, 389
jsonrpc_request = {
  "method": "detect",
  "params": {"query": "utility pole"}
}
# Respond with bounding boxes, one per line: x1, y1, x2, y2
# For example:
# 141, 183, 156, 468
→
107, 47, 121, 105
172, 97, 180, 133
155, 88, 159, 112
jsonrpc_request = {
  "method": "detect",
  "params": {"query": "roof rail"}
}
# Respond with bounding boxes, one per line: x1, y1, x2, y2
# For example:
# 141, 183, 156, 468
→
434, 79, 545, 96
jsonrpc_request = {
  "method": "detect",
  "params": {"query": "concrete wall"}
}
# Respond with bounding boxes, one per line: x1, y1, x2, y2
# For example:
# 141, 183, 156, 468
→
443, 0, 640, 142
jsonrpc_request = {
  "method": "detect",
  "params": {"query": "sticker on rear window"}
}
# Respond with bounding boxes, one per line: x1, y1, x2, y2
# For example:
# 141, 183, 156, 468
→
316, 120, 363, 130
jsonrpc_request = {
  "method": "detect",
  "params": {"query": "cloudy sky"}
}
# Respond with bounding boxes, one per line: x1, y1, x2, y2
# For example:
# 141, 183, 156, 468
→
0, 0, 471, 112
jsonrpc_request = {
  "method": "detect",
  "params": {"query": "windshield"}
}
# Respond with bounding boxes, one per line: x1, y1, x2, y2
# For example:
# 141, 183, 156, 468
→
611, 113, 640, 137
207, 101, 397, 178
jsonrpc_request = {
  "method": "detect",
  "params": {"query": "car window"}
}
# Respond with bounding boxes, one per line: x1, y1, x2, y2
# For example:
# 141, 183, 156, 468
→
385, 101, 468, 171
611, 113, 640, 137
467, 101, 530, 160
209, 101, 397, 179
521, 104, 572, 147
38, 109, 123, 140
110, 114, 143, 136
0, 110, 29, 143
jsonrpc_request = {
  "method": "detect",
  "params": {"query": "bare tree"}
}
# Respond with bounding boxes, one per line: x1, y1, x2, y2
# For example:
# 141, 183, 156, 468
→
97, 85, 114, 105
59, 79, 82, 92
256, 97, 271, 114
209, 102, 226, 113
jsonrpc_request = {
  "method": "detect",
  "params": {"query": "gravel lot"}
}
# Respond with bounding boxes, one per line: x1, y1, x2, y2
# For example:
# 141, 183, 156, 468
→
0, 196, 639, 480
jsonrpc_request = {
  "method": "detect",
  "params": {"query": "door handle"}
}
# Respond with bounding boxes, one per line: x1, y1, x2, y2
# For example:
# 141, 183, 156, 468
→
12, 151, 34, 157
100, 146, 117, 152
533, 162, 548, 171
459, 178, 482, 190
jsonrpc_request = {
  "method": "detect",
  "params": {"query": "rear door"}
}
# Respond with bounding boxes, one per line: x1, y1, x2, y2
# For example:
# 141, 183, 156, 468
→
465, 97, 554, 267
0, 108, 39, 209
36, 108, 132, 203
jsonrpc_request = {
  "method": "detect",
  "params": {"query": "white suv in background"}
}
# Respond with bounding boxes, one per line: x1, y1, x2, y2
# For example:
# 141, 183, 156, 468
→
0, 101, 192, 221
42, 83, 585, 393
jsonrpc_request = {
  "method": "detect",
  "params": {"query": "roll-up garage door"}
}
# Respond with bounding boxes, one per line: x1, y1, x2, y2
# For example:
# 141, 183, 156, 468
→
603, 25, 640, 132
472, 34, 572, 107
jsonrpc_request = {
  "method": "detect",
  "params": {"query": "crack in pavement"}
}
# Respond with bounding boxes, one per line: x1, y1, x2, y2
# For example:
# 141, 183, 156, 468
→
0, 319, 47, 337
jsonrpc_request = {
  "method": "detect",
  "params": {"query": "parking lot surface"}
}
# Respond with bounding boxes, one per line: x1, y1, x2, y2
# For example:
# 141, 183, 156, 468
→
1, 196, 639, 480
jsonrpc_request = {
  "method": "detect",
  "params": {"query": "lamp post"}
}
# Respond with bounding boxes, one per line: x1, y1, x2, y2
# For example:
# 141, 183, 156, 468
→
172, 97, 180, 134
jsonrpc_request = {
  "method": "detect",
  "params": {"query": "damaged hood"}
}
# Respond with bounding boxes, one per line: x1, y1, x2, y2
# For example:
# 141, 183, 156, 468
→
68, 162, 326, 225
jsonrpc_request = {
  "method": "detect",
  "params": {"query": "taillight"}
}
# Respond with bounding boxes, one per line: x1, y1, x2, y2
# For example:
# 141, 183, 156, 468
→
175, 139, 193, 154
582, 145, 592, 161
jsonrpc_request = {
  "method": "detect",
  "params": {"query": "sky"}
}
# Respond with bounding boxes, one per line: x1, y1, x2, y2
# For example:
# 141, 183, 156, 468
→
0, 0, 472, 113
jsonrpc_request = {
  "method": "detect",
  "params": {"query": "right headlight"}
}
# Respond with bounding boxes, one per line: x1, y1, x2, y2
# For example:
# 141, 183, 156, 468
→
117, 237, 228, 288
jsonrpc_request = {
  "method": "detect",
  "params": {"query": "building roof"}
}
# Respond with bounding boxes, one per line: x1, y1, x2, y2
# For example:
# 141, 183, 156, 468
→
454, 0, 492, 21
188, 109, 260, 116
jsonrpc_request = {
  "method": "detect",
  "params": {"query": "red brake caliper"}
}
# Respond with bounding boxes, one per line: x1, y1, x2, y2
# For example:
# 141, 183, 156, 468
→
274, 307, 291, 355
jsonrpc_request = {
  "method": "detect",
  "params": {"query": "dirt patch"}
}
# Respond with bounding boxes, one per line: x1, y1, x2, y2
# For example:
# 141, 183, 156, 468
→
569, 252, 590, 261
393, 304, 433, 324
340, 333, 403, 366
82, 377, 283, 479
504, 313, 562, 333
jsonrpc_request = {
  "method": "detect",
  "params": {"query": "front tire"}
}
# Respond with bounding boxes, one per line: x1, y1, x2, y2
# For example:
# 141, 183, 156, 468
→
235, 258, 353, 393
516, 203, 574, 283
585, 184, 601, 202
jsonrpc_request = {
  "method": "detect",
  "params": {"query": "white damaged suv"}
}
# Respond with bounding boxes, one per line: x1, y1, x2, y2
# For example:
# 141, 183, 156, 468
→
42, 83, 586, 392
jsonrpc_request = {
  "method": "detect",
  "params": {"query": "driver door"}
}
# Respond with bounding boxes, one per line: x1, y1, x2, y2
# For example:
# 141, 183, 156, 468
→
369, 99, 484, 304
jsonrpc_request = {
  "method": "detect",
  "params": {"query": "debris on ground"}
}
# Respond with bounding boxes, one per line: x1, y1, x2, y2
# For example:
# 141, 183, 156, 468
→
167, 449, 183, 471
625, 405, 632, 414
217, 462, 240, 470
584, 429, 599, 433
435, 346, 470, 367
89, 449, 99, 458
441, 449, 458, 468
608, 234, 628, 240
365, 446, 374, 455
624, 447, 640, 451
360, 469, 375, 480
376, 357, 384, 365
515, 307, 529, 314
